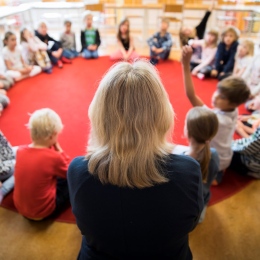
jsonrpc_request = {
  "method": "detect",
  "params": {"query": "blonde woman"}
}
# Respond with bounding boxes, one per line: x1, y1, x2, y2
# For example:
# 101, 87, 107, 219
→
68, 60, 203, 259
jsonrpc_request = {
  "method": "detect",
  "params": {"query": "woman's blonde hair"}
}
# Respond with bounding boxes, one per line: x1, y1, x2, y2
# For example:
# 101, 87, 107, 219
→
28, 108, 63, 141
186, 107, 219, 182
86, 60, 174, 189
239, 39, 254, 56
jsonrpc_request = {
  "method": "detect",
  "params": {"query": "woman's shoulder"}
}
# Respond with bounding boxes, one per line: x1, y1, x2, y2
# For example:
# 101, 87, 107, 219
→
68, 156, 88, 172
166, 153, 201, 175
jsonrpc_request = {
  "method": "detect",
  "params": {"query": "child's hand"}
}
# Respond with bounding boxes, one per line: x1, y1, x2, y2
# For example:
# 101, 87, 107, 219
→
181, 46, 193, 67
211, 69, 218, 77
238, 115, 251, 122
252, 118, 260, 130
53, 142, 63, 152
191, 68, 199, 75
151, 46, 156, 52
0, 74, 6, 80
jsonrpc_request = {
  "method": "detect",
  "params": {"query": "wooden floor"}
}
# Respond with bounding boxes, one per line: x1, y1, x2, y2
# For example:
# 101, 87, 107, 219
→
0, 181, 259, 260
1, 44, 260, 260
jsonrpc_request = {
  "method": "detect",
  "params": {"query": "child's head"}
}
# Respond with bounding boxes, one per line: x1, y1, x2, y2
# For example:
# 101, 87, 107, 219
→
3, 31, 16, 48
221, 26, 240, 46
20, 28, 32, 43
160, 18, 170, 32
212, 76, 250, 111
185, 107, 219, 181
28, 108, 63, 146
205, 29, 218, 47
64, 20, 72, 33
179, 26, 196, 46
237, 39, 254, 58
37, 21, 48, 36
117, 18, 130, 40
84, 13, 93, 28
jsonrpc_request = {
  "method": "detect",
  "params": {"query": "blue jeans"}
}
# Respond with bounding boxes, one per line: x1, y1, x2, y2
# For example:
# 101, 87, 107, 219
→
82, 49, 98, 59
150, 48, 170, 60
63, 49, 79, 59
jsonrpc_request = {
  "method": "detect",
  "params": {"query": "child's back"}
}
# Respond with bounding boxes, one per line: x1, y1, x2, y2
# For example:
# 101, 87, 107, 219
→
14, 145, 69, 219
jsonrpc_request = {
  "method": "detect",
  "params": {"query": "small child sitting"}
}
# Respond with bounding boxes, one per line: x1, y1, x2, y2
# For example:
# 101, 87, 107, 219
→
20, 28, 52, 74
188, 29, 218, 79
211, 26, 240, 81
3, 31, 41, 82
81, 13, 101, 59
13, 108, 70, 220
60, 20, 78, 59
110, 18, 139, 61
35, 22, 71, 68
230, 120, 260, 179
181, 45, 250, 184
233, 39, 254, 78
0, 54, 14, 90
173, 107, 219, 223
147, 18, 173, 65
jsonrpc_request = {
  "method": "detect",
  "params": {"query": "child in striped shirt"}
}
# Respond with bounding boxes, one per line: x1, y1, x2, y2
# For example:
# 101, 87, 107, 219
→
231, 120, 260, 179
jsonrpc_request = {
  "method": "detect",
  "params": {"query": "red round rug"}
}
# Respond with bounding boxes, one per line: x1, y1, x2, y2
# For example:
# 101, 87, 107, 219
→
0, 56, 254, 223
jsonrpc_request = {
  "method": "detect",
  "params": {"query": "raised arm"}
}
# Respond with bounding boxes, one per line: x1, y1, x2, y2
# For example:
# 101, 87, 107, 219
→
181, 46, 204, 107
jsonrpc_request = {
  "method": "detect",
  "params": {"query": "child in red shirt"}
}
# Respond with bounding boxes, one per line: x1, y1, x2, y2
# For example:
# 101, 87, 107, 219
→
13, 108, 70, 220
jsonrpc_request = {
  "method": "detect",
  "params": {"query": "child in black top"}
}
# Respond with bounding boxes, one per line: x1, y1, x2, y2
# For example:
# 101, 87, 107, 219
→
211, 26, 239, 81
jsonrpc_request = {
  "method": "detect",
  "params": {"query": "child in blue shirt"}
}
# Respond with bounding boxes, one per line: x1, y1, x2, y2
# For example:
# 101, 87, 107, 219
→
147, 18, 173, 65
211, 26, 239, 81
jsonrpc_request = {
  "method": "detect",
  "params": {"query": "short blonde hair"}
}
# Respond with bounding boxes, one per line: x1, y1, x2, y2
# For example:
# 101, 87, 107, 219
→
221, 26, 240, 42
240, 39, 254, 56
87, 60, 174, 189
28, 108, 63, 141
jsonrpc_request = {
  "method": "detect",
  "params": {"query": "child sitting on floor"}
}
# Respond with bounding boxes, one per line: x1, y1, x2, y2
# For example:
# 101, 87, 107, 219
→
173, 107, 219, 222
230, 118, 260, 179
20, 28, 52, 74
211, 26, 240, 81
110, 18, 139, 61
35, 21, 71, 68
3, 31, 41, 81
233, 39, 254, 78
60, 20, 78, 59
147, 18, 173, 65
81, 13, 101, 59
188, 29, 218, 79
13, 108, 70, 220
181, 45, 250, 184
0, 54, 14, 90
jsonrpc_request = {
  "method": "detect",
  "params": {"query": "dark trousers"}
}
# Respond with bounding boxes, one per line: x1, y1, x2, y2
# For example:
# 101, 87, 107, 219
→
48, 42, 62, 65
150, 42, 170, 60
50, 177, 70, 217
228, 152, 249, 175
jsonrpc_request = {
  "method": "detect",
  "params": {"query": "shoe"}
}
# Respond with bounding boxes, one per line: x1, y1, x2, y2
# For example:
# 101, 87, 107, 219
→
197, 73, 205, 80
150, 58, 159, 66
61, 57, 72, 64
43, 67, 53, 74
57, 60, 63, 68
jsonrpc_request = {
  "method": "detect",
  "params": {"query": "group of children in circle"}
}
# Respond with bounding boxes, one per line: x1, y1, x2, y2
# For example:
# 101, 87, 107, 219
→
0, 8, 260, 222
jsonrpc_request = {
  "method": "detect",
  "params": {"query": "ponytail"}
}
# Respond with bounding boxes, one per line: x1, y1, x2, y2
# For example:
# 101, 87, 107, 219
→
200, 142, 211, 183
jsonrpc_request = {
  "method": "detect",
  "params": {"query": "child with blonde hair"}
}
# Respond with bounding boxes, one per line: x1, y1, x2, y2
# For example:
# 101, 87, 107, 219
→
110, 18, 139, 61
81, 13, 101, 59
233, 39, 254, 77
182, 45, 250, 184
211, 26, 240, 80
20, 28, 52, 74
3, 32, 41, 81
174, 107, 219, 222
13, 108, 70, 220
147, 18, 173, 65
188, 29, 219, 79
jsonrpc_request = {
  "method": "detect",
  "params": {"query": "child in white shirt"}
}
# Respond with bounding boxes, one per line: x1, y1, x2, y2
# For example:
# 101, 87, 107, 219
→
233, 39, 254, 78
3, 31, 41, 81
181, 45, 250, 184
